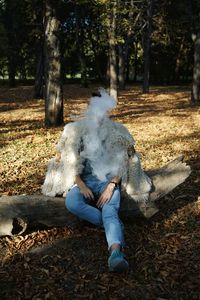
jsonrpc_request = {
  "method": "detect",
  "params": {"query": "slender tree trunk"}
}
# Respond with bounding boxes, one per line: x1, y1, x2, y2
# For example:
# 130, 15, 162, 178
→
108, 0, 118, 101
79, 53, 88, 88
126, 53, 130, 82
118, 40, 133, 89
109, 37, 118, 101
185, 59, 191, 83
44, 0, 63, 127
8, 58, 16, 87
4, 0, 17, 87
134, 41, 138, 82
34, 1, 44, 99
34, 39, 44, 98
118, 44, 126, 90
88, 28, 104, 82
119, 43, 133, 89
106, 55, 110, 85
75, 4, 88, 88
118, 0, 138, 90
142, 0, 153, 93
191, 32, 200, 105
20, 63, 27, 81
174, 38, 185, 84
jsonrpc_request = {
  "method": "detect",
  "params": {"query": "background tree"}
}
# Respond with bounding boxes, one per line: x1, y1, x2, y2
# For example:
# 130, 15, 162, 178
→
190, 0, 200, 105
44, 0, 63, 127
150, 0, 194, 85
107, 0, 118, 101
75, 2, 88, 87
0, 0, 200, 109
33, 0, 45, 99
117, 0, 141, 90
0, 0, 31, 86
142, 0, 153, 93
0, 20, 8, 80
191, 20, 200, 105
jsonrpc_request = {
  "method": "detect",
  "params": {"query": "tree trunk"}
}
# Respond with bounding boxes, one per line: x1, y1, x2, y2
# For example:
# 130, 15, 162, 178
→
34, 39, 44, 99
8, 58, 16, 87
118, 39, 133, 90
0, 156, 191, 236
106, 55, 110, 85
44, 0, 63, 127
126, 53, 130, 82
118, 44, 126, 90
174, 38, 185, 84
191, 32, 200, 105
118, 1, 140, 90
75, 4, 88, 88
4, 0, 17, 87
133, 41, 138, 82
142, 0, 153, 93
88, 28, 104, 82
80, 54, 88, 88
34, 1, 44, 99
108, 1, 118, 101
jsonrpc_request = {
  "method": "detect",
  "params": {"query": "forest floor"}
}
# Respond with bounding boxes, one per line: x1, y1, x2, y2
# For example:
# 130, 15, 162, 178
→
0, 84, 200, 299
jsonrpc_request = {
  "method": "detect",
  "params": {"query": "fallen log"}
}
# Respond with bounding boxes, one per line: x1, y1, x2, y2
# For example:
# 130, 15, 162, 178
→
0, 156, 191, 236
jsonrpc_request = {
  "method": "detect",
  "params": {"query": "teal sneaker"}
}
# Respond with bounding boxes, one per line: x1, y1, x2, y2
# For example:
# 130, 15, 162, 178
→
108, 250, 129, 273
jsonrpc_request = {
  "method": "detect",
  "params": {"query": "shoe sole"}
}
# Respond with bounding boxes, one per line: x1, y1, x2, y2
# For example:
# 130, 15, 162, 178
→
109, 260, 129, 273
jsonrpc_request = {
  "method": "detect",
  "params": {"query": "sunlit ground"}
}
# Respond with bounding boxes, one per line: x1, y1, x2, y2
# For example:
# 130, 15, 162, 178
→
0, 84, 200, 299
1, 84, 199, 195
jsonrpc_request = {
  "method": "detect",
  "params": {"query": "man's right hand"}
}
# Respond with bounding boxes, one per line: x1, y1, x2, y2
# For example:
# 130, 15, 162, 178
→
79, 184, 95, 201
75, 175, 94, 201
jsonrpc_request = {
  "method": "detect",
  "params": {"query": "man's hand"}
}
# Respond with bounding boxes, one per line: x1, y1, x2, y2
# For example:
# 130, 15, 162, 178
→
75, 175, 94, 201
96, 183, 115, 208
79, 183, 95, 201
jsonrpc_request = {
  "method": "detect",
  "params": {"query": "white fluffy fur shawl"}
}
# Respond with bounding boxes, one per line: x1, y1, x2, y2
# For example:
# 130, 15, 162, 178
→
42, 118, 152, 203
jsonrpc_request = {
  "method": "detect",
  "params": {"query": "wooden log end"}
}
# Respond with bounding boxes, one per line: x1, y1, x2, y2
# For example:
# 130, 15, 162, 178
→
0, 217, 27, 236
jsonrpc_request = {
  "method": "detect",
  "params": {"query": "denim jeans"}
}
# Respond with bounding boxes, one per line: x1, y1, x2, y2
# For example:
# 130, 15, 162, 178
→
65, 175, 124, 249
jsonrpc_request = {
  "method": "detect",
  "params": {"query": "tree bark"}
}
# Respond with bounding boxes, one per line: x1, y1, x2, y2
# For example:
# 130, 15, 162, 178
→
118, 44, 126, 90
34, 39, 44, 98
75, 4, 88, 88
88, 27, 105, 82
0, 156, 191, 236
174, 38, 185, 84
44, 0, 63, 127
4, 0, 17, 87
191, 32, 200, 105
118, 2, 140, 90
8, 58, 16, 87
142, 0, 153, 93
108, 1, 118, 101
133, 41, 138, 82
34, 1, 44, 99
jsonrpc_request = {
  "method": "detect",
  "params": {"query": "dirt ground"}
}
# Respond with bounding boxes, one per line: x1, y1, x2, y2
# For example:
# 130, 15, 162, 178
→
0, 84, 200, 299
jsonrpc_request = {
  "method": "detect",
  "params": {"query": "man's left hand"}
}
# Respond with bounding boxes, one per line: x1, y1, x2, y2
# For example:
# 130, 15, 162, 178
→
96, 183, 115, 208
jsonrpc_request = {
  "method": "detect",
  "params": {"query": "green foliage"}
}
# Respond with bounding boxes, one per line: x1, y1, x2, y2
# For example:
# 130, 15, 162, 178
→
0, 0, 199, 84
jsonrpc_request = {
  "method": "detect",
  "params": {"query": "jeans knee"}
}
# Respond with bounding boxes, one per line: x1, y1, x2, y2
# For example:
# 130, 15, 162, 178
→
102, 204, 118, 220
65, 195, 78, 214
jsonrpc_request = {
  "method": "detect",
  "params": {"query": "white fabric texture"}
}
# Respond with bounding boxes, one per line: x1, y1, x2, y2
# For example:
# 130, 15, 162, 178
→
42, 118, 152, 203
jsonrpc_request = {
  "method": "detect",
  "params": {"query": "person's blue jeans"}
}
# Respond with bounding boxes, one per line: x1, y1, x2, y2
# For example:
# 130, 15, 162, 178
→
65, 175, 124, 250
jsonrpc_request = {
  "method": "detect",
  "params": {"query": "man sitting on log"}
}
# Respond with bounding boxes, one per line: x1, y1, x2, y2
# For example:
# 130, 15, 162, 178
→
42, 89, 152, 273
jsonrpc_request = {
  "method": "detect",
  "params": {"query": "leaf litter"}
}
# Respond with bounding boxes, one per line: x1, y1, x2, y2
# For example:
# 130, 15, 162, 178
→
0, 84, 200, 299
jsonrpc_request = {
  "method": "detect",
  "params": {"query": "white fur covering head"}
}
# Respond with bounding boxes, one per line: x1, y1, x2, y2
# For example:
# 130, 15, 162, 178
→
85, 88, 117, 123
78, 89, 133, 181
